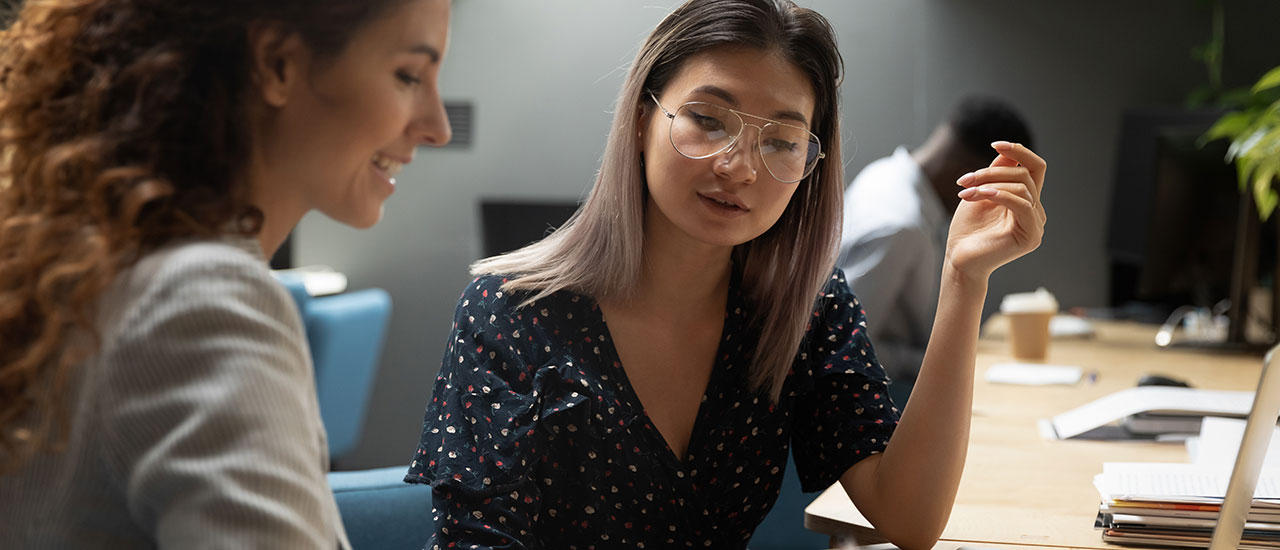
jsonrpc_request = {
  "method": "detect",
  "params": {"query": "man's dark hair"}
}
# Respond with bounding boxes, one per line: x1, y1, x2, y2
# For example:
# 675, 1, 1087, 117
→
949, 96, 1034, 160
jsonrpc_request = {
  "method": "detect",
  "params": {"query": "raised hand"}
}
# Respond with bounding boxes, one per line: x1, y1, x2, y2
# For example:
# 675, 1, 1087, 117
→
946, 141, 1047, 279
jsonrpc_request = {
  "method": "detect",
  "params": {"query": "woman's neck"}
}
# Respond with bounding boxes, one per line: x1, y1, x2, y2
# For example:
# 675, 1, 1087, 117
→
244, 146, 307, 259
627, 203, 734, 315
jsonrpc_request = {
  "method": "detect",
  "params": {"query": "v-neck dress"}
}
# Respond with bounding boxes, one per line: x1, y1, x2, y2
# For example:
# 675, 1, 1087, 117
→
406, 269, 900, 549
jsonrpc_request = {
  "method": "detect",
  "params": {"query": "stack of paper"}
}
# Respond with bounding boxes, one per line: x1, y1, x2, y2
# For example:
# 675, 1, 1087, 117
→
1093, 418, 1280, 548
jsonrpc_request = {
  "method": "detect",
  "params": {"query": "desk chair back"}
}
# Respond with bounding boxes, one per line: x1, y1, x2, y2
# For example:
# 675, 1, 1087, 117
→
277, 274, 392, 462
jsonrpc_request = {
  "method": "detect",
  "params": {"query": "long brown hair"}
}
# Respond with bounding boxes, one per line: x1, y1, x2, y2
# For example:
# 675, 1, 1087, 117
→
0, 0, 406, 473
474, 0, 846, 401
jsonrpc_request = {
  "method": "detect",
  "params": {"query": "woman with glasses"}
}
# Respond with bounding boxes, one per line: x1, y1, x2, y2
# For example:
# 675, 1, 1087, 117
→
0, 0, 450, 546
408, 0, 1046, 547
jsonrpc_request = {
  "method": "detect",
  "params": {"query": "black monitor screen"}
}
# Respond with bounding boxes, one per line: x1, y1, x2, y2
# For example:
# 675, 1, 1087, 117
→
1108, 108, 1249, 319
479, 200, 581, 259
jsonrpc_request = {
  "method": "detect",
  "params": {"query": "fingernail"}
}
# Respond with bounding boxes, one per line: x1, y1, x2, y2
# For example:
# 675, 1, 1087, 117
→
956, 172, 975, 186
992, 141, 1013, 151
958, 187, 975, 199
980, 186, 999, 196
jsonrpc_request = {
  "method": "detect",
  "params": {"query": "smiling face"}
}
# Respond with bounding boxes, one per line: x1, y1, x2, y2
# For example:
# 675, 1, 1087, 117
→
640, 47, 816, 251
262, 0, 452, 229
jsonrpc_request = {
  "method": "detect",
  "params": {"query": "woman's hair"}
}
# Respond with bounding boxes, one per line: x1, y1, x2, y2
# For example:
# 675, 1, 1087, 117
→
0, 0, 407, 472
474, 0, 845, 401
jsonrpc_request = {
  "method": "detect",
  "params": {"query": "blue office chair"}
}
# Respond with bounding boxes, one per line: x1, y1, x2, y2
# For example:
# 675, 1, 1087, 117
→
748, 458, 830, 550
329, 466, 433, 550
276, 274, 391, 461
277, 275, 436, 549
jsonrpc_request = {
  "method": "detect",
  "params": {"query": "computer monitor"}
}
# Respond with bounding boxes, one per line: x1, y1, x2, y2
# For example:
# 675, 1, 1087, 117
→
478, 200, 581, 258
1107, 108, 1256, 323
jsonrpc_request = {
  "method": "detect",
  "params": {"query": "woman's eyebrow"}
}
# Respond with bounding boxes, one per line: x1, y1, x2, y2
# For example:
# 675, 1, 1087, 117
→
689, 84, 808, 125
407, 44, 441, 63
690, 84, 738, 106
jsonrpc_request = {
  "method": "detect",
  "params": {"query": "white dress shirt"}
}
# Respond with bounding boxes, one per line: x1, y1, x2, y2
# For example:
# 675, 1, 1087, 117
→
838, 147, 949, 382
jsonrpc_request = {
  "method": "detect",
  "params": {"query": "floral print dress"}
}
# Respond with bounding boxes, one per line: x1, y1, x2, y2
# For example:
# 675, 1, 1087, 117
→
406, 269, 900, 549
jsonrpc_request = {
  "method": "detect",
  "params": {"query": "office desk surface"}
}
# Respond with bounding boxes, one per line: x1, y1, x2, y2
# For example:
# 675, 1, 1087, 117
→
804, 318, 1266, 549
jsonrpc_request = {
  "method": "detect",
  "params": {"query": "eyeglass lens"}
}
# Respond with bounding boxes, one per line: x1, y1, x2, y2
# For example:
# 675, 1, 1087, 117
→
670, 102, 820, 182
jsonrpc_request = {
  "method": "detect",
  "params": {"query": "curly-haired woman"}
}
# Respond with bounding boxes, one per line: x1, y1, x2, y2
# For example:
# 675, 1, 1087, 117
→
0, 0, 451, 547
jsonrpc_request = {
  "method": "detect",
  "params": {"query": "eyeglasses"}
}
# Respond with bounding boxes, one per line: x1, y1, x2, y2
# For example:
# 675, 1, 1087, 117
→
647, 90, 824, 184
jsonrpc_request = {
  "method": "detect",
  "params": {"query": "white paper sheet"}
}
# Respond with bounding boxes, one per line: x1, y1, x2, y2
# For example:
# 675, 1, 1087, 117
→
1189, 417, 1280, 467
985, 362, 1083, 385
1096, 462, 1280, 501
1048, 387, 1254, 440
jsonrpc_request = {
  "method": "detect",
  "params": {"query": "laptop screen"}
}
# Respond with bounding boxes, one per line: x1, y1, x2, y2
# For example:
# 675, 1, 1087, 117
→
1210, 346, 1280, 549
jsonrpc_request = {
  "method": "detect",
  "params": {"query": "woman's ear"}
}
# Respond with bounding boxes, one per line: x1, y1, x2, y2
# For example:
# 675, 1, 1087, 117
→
247, 23, 309, 108
636, 104, 651, 153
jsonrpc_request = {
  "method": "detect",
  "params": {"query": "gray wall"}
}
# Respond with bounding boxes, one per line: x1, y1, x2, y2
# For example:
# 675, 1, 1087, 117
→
296, 0, 1280, 468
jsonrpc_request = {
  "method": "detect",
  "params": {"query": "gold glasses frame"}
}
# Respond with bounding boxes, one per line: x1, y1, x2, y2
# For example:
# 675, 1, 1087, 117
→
647, 90, 825, 183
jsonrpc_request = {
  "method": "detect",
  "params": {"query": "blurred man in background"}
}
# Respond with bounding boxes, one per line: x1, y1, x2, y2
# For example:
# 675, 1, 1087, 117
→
840, 96, 1034, 388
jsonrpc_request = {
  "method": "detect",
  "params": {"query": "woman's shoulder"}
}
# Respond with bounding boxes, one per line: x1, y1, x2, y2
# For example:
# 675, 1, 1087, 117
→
101, 236, 292, 341
453, 274, 591, 327
442, 274, 603, 387
808, 268, 868, 335
793, 267, 883, 380
121, 237, 272, 296
816, 268, 859, 306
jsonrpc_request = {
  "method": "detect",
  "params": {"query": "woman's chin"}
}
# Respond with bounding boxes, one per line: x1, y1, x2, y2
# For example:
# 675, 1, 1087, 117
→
683, 223, 758, 249
327, 205, 385, 229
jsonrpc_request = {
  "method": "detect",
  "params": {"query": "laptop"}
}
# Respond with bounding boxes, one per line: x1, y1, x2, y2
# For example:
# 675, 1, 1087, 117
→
1208, 344, 1280, 549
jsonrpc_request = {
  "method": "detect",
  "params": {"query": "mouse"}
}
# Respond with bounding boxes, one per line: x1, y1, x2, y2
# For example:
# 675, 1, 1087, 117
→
1137, 373, 1192, 388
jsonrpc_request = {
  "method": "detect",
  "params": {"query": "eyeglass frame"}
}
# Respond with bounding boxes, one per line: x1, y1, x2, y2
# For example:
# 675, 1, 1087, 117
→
646, 90, 825, 184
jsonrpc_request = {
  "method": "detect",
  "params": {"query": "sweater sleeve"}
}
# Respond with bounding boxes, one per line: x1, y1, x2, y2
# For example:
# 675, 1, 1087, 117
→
97, 252, 347, 549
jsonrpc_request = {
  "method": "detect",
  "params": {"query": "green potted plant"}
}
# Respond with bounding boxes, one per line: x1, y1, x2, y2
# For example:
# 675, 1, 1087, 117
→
1202, 66, 1280, 221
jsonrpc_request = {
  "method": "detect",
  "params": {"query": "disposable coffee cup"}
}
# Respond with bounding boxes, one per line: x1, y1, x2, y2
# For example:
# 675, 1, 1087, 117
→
1000, 288, 1058, 361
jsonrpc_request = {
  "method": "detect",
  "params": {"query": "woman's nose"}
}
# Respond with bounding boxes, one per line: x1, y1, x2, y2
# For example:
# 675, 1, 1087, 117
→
714, 129, 761, 184
413, 91, 452, 147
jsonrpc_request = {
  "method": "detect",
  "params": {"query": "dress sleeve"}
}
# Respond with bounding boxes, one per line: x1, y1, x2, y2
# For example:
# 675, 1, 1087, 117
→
790, 269, 901, 493
99, 254, 346, 549
406, 277, 551, 550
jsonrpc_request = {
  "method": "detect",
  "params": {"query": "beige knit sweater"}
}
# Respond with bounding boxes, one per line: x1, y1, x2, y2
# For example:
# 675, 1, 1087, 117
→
0, 237, 350, 549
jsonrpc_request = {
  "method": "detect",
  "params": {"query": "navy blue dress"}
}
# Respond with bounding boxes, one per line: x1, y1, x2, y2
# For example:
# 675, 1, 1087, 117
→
406, 270, 899, 549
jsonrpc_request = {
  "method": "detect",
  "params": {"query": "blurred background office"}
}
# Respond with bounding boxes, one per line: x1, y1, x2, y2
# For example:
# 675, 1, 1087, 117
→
283, 0, 1280, 470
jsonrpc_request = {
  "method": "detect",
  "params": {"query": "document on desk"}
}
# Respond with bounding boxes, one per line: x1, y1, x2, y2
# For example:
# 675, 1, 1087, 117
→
1047, 386, 1254, 440
1095, 462, 1280, 503
985, 362, 1083, 385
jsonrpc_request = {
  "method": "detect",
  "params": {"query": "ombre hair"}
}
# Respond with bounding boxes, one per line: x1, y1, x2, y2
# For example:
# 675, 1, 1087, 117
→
473, 0, 845, 401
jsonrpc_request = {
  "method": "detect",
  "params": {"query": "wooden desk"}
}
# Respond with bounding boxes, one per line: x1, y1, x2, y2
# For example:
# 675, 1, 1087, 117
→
804, 318, 1265, 549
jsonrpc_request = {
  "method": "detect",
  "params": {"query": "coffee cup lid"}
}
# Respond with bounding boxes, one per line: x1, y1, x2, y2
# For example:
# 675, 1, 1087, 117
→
1000, 287, 1058, 313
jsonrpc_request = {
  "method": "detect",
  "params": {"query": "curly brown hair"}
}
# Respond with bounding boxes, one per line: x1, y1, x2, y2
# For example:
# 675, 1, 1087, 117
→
0, 0, 408, 473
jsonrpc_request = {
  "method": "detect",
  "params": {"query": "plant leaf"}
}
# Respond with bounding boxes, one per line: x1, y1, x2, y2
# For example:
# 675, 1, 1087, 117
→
1254, 126, 1280, 158
1254, 65, 1280, 94
1253, 160, 1278, 221
1202, 111, 1253, 145
1238, 155, 1259, 192
1230, 124, 1269, 161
